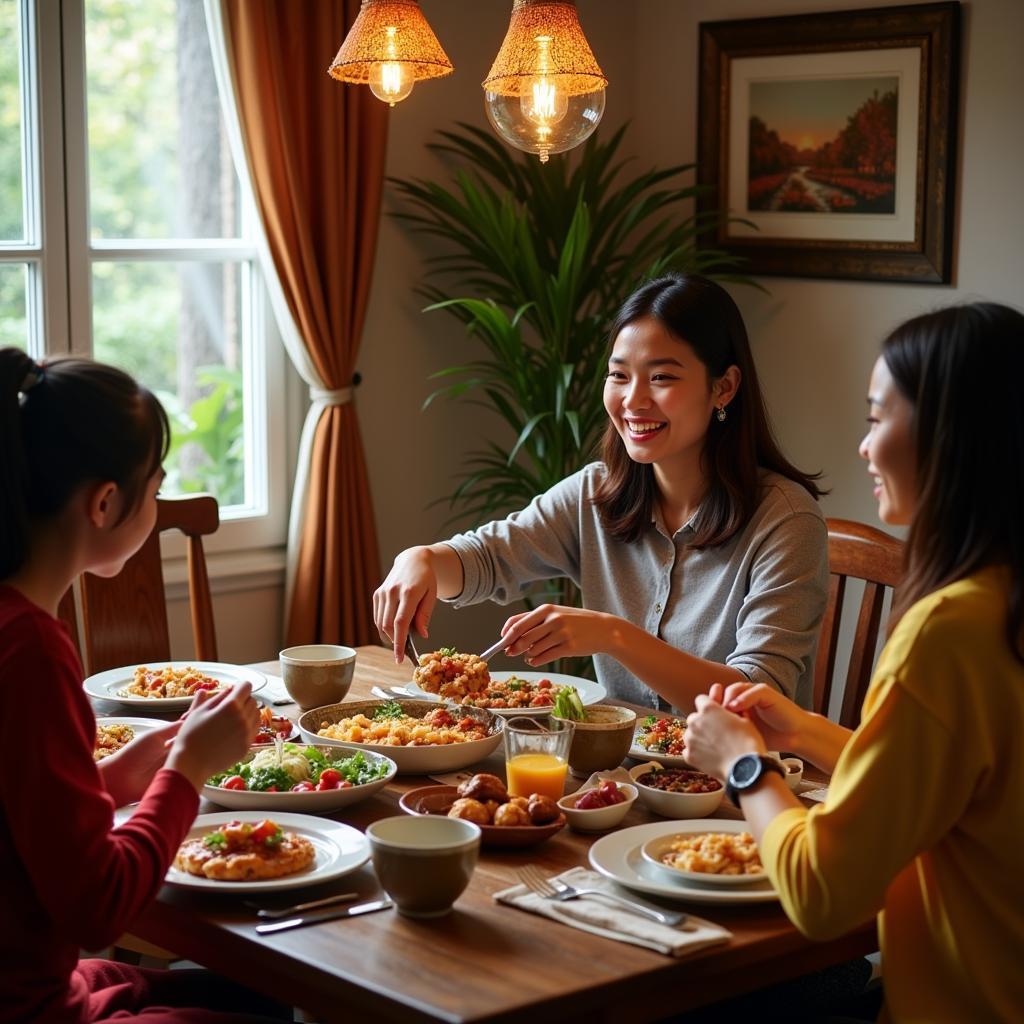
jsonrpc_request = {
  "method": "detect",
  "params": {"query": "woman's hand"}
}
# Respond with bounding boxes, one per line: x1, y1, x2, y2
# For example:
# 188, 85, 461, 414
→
706, 681, 809, 753
165, 683, 260, 791
98, 719, 184, 806
682, 695, 767, 781
500, 604, 618, 665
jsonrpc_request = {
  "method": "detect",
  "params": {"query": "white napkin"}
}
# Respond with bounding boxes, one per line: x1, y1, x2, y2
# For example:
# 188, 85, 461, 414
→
494, 866, 732, 957
259, 674, 295, 706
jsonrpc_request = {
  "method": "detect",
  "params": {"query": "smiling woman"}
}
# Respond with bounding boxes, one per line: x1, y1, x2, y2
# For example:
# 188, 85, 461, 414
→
374, 275, 829, 714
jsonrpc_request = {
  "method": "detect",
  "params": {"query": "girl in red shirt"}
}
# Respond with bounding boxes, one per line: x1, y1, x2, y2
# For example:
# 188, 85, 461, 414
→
0, 349, 288, 1023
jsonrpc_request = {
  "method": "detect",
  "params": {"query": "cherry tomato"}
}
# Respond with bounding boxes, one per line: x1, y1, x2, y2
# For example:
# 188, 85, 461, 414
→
318, 769, 342, 787
222, 775, 247, 791
537, 679, 552, 689
316, 777, 338, 791
266, 786, 278, 793
250, 819, 278, 843
291, 781, 315, 792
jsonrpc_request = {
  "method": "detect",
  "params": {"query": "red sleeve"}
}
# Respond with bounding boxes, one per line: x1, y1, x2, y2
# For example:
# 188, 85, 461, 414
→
0, 611, 199, 951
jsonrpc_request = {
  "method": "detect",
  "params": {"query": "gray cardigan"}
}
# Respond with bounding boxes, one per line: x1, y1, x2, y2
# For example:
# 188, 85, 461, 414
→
444, 463, 828, 711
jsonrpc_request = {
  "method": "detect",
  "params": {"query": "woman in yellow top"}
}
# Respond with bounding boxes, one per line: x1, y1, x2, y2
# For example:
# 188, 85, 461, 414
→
683, 302, 1024, 1023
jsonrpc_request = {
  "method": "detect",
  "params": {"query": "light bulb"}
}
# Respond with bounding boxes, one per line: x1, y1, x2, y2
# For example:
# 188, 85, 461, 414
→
483, 29, 605, 163
369, 61, 414, 105
367, 26, 414, 107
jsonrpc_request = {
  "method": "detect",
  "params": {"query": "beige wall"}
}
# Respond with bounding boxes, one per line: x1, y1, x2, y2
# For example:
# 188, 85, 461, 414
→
177, 0, 1023, 663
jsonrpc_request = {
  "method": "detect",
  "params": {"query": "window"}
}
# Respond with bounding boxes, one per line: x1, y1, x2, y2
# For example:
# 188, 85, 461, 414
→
2, 0, 288, 554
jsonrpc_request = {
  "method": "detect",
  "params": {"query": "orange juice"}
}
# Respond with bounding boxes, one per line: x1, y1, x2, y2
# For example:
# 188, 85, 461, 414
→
506, 753, 567, 801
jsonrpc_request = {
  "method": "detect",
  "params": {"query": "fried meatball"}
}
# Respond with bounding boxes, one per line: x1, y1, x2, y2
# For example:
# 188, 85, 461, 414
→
527, 794, 559, 825
448, 798, 490, 826
457, 773, 508, 803
493, 802, 531, 827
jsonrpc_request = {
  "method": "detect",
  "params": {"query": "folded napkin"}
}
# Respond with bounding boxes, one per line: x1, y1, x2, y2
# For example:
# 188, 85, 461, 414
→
259, 674, 295, 707
494, 866, 732, 957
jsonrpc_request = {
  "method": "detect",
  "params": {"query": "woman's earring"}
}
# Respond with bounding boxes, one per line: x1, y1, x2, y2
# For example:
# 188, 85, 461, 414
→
716, 405, 727, 422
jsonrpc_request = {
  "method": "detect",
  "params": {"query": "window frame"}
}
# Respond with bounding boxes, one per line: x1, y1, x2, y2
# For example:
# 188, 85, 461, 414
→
10, 0, 290, 559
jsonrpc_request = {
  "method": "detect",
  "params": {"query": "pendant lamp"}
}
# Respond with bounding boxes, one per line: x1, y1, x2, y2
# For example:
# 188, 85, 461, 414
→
328, 0, 453, 107
483, 0, 607, 163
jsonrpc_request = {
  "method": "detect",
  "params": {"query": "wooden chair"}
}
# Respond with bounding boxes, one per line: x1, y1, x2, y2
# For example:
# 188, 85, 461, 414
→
814, 518, 904, 729
60, 494, 220, 676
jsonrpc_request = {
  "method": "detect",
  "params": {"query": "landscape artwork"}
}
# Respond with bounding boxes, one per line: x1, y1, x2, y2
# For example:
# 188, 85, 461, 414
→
747, 77, 898, 215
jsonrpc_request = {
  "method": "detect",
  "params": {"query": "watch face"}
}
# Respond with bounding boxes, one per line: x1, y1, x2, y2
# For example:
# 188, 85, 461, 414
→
731, 754, 761, 786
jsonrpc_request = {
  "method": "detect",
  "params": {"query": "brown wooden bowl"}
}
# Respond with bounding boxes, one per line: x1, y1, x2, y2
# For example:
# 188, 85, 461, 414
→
399, 785, 566, 849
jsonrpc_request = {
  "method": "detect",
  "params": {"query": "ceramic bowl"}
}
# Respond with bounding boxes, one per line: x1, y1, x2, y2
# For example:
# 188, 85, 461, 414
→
279, 645, 356, 711
367, 815, 481, 918
552, 704, 638, 778
399, 785, 566, 848
298, 699, 504, 774
628, 762, 725, 818
640, 832, 769, 887
556, 782, 637, 832
202, 743, 397, 812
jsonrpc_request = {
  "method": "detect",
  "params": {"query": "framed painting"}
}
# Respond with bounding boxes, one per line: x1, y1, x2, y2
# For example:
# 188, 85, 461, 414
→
697, 3, 960, 283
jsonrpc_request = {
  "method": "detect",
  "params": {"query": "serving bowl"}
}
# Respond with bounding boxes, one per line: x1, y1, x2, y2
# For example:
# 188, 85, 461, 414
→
202, 743, 397, 811
551, 704, 637, 777
628, 762, 725, 818
557, 782, 637, 832
640, 832, 769, 887
298, 699, 504, 774
399, 785, 566, 848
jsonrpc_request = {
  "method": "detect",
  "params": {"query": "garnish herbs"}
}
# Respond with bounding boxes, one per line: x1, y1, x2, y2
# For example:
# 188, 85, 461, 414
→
372, 700, 405, 720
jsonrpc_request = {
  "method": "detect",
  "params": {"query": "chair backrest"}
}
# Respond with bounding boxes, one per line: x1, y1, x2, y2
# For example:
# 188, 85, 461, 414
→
61, 494, 220, 675
814, 517, 904, 729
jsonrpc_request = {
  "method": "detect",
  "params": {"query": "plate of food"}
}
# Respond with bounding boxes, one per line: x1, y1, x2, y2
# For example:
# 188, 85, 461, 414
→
297, 698, 504, 774
628, 714, 692, 766
640, 830, 769, 886
588, 820, 777, 905
83, 662, 266, 710
404, 648, 606, 716
203, 743, 397, 811
399, 773, 565, 848
168, 811, 370, 893
93, 717, 163, 761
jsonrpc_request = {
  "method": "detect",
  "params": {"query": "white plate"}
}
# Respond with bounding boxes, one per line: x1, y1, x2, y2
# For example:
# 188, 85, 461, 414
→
588, 820, 778, 905
202, 744, 397, 812
165, 811, 369, 893
83, 662, 267, 710
404, 671, 606, 718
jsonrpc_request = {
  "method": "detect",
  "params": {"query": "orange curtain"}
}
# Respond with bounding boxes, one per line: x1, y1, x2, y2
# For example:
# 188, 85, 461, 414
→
223, 0, 386, 645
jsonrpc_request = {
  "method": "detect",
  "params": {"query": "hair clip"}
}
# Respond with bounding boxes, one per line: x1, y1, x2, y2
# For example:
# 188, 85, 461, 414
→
19, 364, 45, 395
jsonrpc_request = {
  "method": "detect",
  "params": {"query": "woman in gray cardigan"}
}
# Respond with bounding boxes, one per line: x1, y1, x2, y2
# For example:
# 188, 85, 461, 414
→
374, 275, 828, 711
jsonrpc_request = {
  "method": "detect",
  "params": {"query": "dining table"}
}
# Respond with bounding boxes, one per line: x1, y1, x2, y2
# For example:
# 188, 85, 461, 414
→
102, 646, 877, 1024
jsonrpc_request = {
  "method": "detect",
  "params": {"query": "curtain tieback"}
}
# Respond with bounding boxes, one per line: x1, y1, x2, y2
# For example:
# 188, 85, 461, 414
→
309, 385, 354, 406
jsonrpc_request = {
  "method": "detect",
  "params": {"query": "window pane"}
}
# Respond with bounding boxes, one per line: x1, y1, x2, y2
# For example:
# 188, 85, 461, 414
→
0, 262, 28, 349
84, 0, 241, 240
0, 0, 25, 241
92, 260, 248, 509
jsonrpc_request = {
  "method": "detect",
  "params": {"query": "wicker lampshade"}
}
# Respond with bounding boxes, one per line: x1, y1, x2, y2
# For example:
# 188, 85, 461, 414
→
483, 0, 607, 98
328, 0, 453, 86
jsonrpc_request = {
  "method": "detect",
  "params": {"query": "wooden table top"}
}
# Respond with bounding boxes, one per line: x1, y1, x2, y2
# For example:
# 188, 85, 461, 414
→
121, 646, 875, 1024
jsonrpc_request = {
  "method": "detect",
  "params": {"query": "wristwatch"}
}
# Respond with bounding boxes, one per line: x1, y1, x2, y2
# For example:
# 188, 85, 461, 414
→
725, 753, 786, 808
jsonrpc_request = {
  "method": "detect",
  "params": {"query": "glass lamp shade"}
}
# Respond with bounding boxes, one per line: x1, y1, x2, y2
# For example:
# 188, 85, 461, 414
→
328, 0, 453, 107
483, 0, 607, 162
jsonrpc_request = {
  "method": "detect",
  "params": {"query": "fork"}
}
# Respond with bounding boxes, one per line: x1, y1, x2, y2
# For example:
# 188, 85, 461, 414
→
517, 865, 687, 927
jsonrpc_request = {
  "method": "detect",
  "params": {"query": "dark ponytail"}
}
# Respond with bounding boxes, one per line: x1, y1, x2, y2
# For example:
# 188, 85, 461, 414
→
0, 348, 170, 578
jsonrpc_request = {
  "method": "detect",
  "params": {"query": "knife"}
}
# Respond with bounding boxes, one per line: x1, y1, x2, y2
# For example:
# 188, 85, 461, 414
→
255, 897, 393, 934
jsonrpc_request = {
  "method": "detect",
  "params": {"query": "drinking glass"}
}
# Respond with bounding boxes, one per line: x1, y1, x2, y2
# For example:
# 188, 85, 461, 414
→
504, 716, 574, 800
